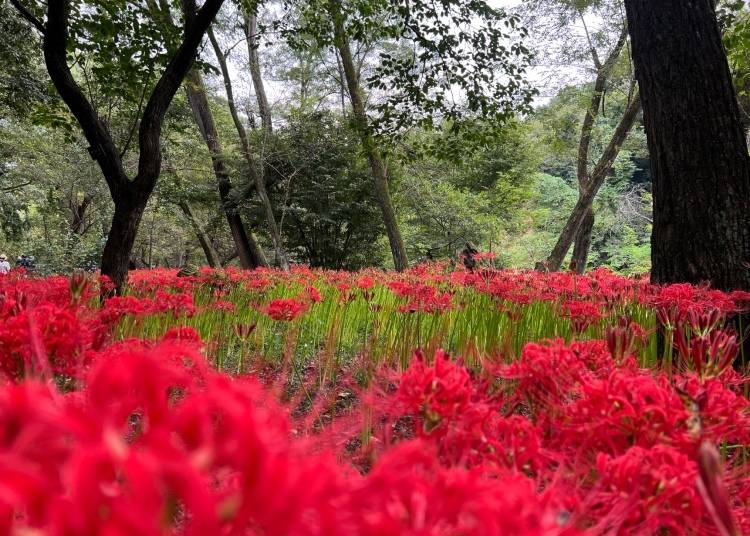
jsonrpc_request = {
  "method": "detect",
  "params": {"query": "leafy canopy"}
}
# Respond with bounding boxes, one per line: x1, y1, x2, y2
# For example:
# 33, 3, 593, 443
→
275, 0, 537, 137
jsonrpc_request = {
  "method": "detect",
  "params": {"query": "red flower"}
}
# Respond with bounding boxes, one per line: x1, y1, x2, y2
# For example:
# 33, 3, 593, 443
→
264, 298, 308, 321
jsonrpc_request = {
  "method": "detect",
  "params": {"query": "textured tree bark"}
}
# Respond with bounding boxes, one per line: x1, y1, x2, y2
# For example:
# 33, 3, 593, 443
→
544, 94, 641, 272
570, 208, 594, 273
243, 13, 273, 135
329, 0, 409, 271
178, 200, 221, 268
23, 0, 226, 292
209, 28, 289, 270
184, 70, 267, 269
624, 0, 750, 292
100, 197, 147, 292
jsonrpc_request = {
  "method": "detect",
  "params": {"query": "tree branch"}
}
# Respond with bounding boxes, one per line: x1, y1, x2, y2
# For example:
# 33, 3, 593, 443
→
43, 0, 128, 200
576, 24, 630, 191
544, 93, 642, 271
578, 9, 601, 70
135, 0, 225, 193
119, 70, 152, 160
9, 0, 45, 34
0, 181, 32, 193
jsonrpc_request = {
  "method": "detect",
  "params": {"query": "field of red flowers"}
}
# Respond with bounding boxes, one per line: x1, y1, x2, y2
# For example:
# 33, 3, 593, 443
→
0, 263, 749, 535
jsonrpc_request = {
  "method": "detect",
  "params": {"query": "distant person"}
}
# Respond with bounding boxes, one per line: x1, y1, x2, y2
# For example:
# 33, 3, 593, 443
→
460, 242, 479, 272
0, 254, 10, 274
16, 254, 35, 272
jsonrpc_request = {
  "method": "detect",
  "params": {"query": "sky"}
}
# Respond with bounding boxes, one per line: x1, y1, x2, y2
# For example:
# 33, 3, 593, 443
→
209, 0, 589, 119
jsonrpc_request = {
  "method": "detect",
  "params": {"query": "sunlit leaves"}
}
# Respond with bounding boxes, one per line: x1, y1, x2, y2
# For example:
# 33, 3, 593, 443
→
276, 0, 537, 138
67, 0, 181, 102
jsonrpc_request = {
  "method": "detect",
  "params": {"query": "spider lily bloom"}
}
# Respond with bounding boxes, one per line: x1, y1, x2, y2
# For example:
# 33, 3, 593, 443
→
675, 329, 739, 381
263, 298, 308, 321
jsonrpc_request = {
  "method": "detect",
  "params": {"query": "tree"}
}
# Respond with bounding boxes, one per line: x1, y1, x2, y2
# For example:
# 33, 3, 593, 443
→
145, 0, 267, 269
183, 69, 268, 268
9, 0, 226, 292
209, 22, 289, 270
242, 12, 273, 134
624, 0, 750, 291
264, 111, 386, 269
0, 2, 48, 117
279, 0, 536, 271
327, 0, 408, 270
522, 0, 643, 273
177, 199, 222, 267
399, 122, 539, 263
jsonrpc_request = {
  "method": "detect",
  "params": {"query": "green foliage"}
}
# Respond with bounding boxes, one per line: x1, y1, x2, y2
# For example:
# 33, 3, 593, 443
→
1, 0, 656, 275
277, 0, 537, 137
68, 0, 180, 102
0, 114, 113, 273
399, 173, 500, 262
723, 3, 750, 100
0, 2, 50, 116
397, 122, 539, 262
263, 111, 386, 269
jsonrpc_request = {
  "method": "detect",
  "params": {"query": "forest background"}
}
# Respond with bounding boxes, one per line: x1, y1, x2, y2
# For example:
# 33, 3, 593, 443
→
1, 0, 748, 276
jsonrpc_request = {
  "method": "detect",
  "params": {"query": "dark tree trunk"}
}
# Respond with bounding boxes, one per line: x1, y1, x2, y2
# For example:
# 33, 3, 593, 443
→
101, 198, 148, 290
178, 200, 221, 267
184, 70, 267, 269
624, 0, 750, 291
70, 193, 93, 235
570, 208, 594, 273
329, 0, 408, 271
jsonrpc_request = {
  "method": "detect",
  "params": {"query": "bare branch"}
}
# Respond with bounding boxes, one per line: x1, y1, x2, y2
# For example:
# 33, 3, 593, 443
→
0, 181, 32, 193
9, 0, 45, 34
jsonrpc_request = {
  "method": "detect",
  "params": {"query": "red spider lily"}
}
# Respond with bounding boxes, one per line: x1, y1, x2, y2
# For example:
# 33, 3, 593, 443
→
696, 441, 740, 536
163, 326, 202, 343
356, 275, 375, 290
0, 266, 748, 535
675, 328, 739, 381
263, 298, 308, 321
676, 375, 750, 447
398, 350, 473, 432
561, 300, 603, 334
588, 446, 704, 534
553, 369, 692, 457
211, 299, 237, 313
305, 286, 322, 303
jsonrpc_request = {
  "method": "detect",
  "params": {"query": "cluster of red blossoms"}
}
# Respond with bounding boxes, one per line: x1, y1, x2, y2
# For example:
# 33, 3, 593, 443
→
0, 265, 748, 534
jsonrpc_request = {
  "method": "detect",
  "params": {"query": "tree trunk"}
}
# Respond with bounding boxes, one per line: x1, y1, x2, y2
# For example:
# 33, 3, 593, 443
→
546, 25, 631, 273
328, 0, 408, 271
243, 13, 273, 134
100, 198, 148, 292
570, 208, 594, 273
543, 94, 641, 272
178, 200, 221, 267
624, 0, 750, 291
209, 28, 289, 270
184, 69, 267, 269
70, 193, 93, 235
